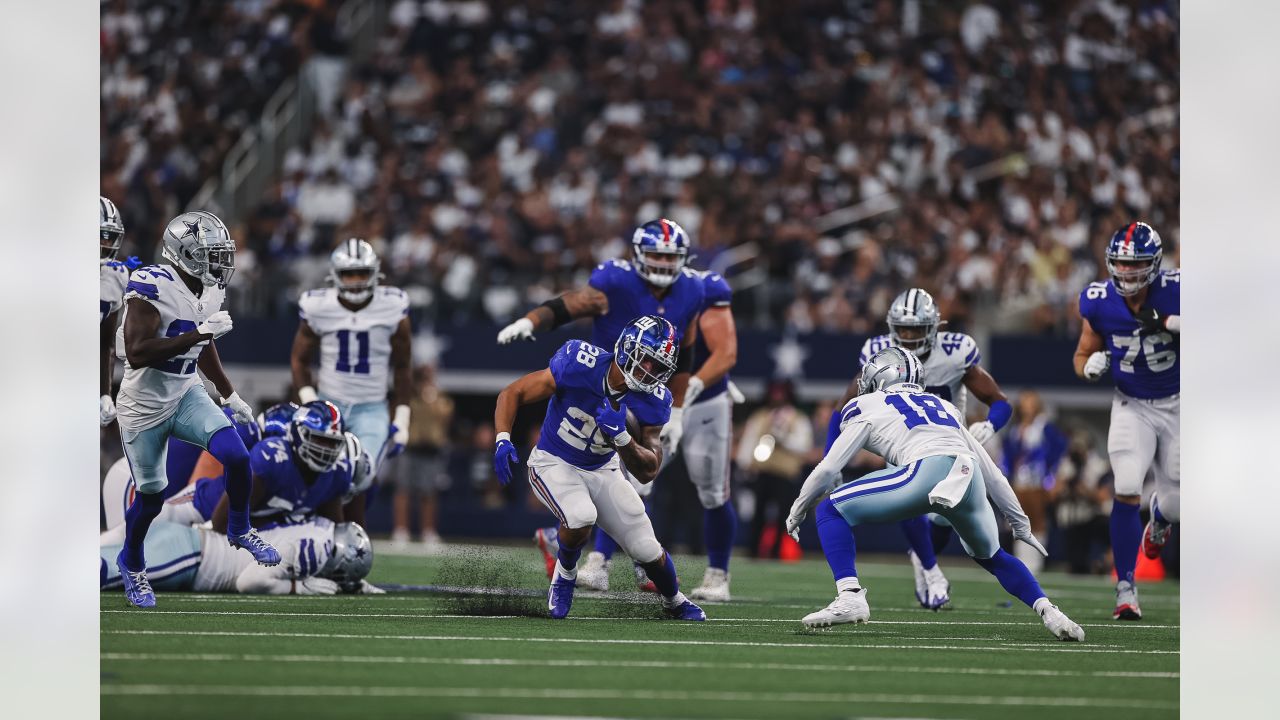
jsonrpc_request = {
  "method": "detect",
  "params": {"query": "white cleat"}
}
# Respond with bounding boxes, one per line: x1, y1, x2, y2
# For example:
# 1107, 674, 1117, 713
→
688, 567, 731, 602
1114, 579, 1142, 620
908, 550, 928, 607
922, 563, 950, 610
802, 589, 871, 629
576, 552, 610, 592
1039, 603, 1086, 641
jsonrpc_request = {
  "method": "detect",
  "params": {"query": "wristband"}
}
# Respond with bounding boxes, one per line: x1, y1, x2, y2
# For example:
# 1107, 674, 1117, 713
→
539, 296, 572, 329
611, 430, 633, 447
986, 399, 1013, 432
496, 431, 512, 444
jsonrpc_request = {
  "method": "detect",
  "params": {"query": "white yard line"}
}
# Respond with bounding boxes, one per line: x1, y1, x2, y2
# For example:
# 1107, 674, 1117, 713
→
100, 629, 1178, 654
98, 683, 1178, 710
100, 652, 1179, 679
98, 608, 1180, 629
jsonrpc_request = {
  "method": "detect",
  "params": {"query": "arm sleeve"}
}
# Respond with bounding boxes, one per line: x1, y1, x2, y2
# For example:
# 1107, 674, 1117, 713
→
792, 422, 871, 513
966, 430, 1030, 530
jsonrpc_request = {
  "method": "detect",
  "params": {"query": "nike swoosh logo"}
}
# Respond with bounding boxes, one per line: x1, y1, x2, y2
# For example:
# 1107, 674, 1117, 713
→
700, 417, 714, 425
601, 424, 620, 433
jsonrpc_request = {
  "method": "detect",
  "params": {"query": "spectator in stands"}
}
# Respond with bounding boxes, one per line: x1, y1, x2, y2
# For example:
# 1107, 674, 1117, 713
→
999, 390, 1068, 572
737, 380, 814, 559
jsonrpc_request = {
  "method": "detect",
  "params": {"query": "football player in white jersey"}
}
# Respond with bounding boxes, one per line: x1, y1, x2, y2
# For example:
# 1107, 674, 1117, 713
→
101, 520, 377, 595
100, 196, 130, 427
787, 348, 1083, 641
825, 289, 1012, 609
290, 238, 412, 524
114, 211, 280, 608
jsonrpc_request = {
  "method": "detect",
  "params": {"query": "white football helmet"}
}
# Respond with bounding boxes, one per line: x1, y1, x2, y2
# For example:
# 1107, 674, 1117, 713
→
857, 346, 924, 395
340, 432, 375, 504
100, 196, 125, 260
161, 211, 235, 288
886, 288, 941, 357
329, 238, 382, 303
321, 522, 374, 592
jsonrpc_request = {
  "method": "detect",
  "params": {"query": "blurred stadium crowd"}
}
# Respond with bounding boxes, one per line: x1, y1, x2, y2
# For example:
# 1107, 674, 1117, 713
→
101, 0, 1178, 337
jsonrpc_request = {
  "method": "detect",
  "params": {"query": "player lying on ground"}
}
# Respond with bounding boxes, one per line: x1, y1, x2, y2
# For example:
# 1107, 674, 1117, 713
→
291, 239, 413, 525
113, 211, 279, 609
101, 519, 378, 595
494, 315, 706, 621
787, 347, 1084, 641
1074, 221, 1179, 621
499, 219, 704, 595
824, 288, 1013, 610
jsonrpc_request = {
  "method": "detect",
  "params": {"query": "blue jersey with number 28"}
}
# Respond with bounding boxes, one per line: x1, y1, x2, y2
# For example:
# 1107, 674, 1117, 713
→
1078, 270, 1180, 399
537, 340, 673, 470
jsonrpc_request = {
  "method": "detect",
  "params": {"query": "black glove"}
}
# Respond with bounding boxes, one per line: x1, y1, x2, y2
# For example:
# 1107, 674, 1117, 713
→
1135, 306, 1165, 334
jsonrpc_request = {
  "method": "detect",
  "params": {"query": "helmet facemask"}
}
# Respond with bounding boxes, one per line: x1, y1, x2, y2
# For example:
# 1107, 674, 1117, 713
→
100, 227, 124, 260
633, 245, 687, 287
292, 423, 345, 473
1106, 256, 1159, 297
332, 267, 378, 303
889, 321, 937, 357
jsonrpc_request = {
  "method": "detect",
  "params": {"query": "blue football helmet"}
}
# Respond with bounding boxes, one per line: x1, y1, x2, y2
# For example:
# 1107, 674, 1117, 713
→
857, 346, 923, 395
614, 315, 680, 393
289, 401, 346, 472
257, 401, 300, 439
1106, 222, 1163, 296
221, 407, 263, 450
631, 218, 690, 287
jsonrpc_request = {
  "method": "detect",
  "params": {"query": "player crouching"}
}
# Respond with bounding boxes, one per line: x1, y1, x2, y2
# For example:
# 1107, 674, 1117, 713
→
494, 316, 705, 621
786, 348, 1084, 642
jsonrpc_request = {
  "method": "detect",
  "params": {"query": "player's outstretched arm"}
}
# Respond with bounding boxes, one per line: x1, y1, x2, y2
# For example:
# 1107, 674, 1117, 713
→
121, 298, 216, 368
963, 365, 1011, 443
498, 286, 609, 343
787, 421, 871, 539
1073, 318, 1109, 380
101, 310, 118, 397
494, 368, 557, 435
290, 320, 321, 401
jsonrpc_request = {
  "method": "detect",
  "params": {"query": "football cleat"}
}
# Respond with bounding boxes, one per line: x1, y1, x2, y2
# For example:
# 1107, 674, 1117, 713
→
1114, 579, 1142, 620
802, 588, 871, 629
1142, 519, 1172, 560
577, 552, 610, 592
534, 527, 559, 580
116, 551, 156, 609
908, 549, 929, 606
633, 561, 658, 593
1039, 603, 1086, 641
663, 597, 707, 622
922, 562, 950, 610
229, 529, 281, 566
688, 567, 731, 602
548, 576, 576, 619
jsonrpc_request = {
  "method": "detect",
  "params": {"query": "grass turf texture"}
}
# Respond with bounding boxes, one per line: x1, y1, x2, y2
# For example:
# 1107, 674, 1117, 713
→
101, 544, 1179, 719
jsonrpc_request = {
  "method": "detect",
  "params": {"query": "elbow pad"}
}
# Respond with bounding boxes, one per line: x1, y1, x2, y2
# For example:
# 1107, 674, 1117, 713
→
539, 296, 572, 330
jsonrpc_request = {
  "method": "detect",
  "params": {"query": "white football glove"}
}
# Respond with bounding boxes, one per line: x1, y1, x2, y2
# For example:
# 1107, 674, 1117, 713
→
196, 310, 234, 339
1012, 525, 1048, 558
353, 579, 386, 595
295, 576, 339, 595
659, 407, 684, 459
968, 420, 996, 444
727, 380, 747, 404
683, 377, 705, 408
1082, 351, 1110, 381
99, 394, 116, 427
785, 505, 806, 542
221, 392, 255, 425
497, 317, 535, 344
297, 385, 319, 404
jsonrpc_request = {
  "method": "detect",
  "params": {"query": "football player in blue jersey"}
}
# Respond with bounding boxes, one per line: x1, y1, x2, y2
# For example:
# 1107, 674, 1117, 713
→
113, 211, 279, 608
210, 401, 357, 533
664, 268, 742, 602
258, 401, 301, 439
498, 219, 706, 592
493, 316, 706, 621
1074, 222, 1180, 621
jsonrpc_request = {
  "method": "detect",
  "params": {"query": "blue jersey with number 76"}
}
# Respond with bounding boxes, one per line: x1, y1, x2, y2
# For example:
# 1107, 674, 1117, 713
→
1078, 270, 1179, 400
536, 340, 673, 470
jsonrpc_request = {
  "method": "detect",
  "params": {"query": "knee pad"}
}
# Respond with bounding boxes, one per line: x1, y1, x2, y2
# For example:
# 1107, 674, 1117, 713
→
696, 486, 727, 510
625, 535, 663, 565
134, 474, 168, 496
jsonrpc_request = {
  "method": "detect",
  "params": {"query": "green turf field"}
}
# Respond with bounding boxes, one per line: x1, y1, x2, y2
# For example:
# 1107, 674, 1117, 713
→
101, 544, 1179, 719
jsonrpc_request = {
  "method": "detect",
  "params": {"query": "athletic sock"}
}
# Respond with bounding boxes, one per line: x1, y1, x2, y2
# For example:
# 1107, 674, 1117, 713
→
835, 576, 862, 594
594, 530, 619, 560
930, 520, 954, 553
704, 502, 737, 571
208, 426, 252, 536
815, 498, 857, 582
973, 549, 1046, 609
556, 545, 583, 580
122, 491, 164, 570
1110, 501, 1142, 584
645, 551, 680, 599
899, 515, 938, 569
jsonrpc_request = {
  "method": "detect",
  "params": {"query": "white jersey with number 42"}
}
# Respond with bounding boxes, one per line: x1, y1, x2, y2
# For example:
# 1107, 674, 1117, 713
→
114, 264, 226, 431
836, 385, 972, 467
299, 287, 409, 406
859, 332, 981, 416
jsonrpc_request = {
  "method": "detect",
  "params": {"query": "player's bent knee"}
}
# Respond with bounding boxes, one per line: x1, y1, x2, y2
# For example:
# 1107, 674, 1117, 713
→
627, 537, 663, 565
696, 488, 727, 510
134, 475, 167, 496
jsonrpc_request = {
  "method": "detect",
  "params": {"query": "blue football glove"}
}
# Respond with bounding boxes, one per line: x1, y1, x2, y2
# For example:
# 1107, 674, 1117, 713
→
494, 437, 519, 486
594, 398, 629, 442
124, 255, 143, 271
384, 424, 406, 459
